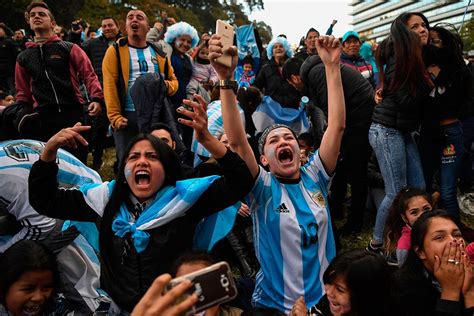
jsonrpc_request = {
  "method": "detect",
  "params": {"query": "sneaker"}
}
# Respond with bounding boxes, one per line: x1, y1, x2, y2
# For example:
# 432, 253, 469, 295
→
384, 252, 399, 267
366, 240, 384, 255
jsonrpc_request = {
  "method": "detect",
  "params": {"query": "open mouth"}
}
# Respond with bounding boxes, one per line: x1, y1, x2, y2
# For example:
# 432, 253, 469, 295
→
135, 170, 151, 186
278, 148, 294, 164
22, 303, 42, 316
131, 23, 139, 31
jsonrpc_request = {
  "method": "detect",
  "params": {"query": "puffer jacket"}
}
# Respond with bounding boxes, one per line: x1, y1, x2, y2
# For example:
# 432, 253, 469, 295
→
83, 34, 121, 82
301, 55, 375, 131
371, 57, 431, 132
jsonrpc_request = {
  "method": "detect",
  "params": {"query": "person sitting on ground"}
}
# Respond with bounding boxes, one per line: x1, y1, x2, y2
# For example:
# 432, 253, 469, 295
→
384, 188, 433, 266
290, 249, 394, 316
209, 33, 345, 313
395, 210, 474, 315
28, 95, 254, 313
0, 240, 73, 315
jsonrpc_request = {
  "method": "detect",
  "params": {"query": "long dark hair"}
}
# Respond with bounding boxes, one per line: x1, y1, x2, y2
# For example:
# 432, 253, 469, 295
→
399, 210, 462, 277
323, 249, 393, 316
425, 26, 468, 83
99, 134, 184, 272
376, 12, 433, 96
0, 240, 59, 304
384, 188, 432, 255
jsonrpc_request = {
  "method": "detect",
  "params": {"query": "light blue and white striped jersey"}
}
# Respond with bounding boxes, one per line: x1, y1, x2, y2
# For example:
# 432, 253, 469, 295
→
190, 100, 245, 159
125, 46, 160, 112
247, 151, 336, 313
0, 139, 102, 253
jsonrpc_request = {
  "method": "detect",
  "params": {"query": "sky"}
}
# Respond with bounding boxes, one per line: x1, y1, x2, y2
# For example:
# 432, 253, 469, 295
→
248, 0, 353, 46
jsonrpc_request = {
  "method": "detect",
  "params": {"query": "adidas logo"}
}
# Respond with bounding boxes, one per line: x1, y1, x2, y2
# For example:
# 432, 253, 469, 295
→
275, 203, 290, 213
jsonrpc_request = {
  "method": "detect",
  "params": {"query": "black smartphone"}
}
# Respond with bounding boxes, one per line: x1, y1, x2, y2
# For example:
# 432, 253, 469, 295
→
165, 261, 238, 315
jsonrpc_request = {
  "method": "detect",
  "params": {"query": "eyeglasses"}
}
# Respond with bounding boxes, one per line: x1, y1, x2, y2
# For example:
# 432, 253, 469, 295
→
430, 38, 442, 45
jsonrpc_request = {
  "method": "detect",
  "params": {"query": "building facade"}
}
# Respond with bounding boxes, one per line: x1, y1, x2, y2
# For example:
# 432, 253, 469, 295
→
351, 0, 474, 43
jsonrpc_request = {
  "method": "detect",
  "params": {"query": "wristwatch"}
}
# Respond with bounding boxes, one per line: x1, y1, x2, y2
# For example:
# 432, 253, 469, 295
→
215, 79, 238, 93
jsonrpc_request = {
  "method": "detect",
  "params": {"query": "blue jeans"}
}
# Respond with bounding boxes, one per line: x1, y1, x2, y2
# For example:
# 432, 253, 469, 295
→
369, 123, 425, 243
439, 122, 463, 217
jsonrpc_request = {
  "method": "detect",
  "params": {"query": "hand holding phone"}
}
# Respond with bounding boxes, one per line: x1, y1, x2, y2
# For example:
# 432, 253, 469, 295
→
164, 261, 238, 315
131, 274, 198, 316
214, 20, 234, 68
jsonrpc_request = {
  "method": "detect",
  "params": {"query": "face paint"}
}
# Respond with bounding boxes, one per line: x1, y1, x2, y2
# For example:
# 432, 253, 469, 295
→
124, 167, 132, 180
175, 39, 185, 48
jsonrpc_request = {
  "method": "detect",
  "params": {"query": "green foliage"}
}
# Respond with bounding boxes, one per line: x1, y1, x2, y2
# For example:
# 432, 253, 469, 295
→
1, 0, 270, 45
255, 20, 272, 45
460, 16, 474, 52
1, 0, 85, 31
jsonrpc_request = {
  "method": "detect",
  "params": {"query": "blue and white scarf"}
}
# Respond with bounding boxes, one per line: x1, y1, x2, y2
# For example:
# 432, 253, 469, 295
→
75, 176, 239, 254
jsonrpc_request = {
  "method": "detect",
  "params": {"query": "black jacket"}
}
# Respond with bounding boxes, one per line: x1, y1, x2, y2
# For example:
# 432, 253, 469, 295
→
83, 34, 120, 83
254, 58, 301, 109
371, 57, 431, 132
300, 55, 375, 131
395, 266, 474, 316
28, 150, 254, 312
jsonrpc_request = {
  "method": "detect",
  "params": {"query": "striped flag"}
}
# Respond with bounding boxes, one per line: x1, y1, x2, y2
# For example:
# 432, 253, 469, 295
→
252, 96, 309, 135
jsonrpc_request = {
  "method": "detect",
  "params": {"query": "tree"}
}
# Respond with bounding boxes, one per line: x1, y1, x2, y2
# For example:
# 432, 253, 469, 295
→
460, 16, 474, 52
0, 0, 36, 31
0, 0, 85, 33
255, 20, 272, 45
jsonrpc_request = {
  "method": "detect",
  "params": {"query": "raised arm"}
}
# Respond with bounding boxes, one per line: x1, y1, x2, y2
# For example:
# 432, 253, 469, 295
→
208, 34, 259, 178
316, 35, 345, 174
177, 94, 227, 159
28, 123, 99, 221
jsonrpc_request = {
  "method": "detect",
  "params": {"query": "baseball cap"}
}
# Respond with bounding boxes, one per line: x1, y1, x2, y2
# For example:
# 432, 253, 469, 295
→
342, 31, 360, 43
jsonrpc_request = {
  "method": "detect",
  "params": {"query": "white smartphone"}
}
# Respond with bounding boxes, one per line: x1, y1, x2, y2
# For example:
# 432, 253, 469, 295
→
215, 20, 234, 68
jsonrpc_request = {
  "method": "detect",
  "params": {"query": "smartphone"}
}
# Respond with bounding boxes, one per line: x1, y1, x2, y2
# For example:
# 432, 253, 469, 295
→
215, 20, 234, 68
165, 261, 237, 315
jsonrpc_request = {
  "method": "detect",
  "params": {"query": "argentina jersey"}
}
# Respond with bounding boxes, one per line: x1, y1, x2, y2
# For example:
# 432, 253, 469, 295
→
125, 46, 160, 111
0, 139, 101, 252
247, 151, 336, 313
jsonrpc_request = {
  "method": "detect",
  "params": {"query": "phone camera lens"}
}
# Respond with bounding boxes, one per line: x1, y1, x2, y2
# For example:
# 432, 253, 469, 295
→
220, 275, 229, 287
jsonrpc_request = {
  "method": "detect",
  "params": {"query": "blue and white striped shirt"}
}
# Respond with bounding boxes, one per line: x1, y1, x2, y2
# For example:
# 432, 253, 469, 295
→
247, 151, 336, 313
125, 46, 160, 112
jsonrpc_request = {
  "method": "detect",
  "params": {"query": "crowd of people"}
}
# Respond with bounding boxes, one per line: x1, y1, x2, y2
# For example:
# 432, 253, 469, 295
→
0, 1, 474, 315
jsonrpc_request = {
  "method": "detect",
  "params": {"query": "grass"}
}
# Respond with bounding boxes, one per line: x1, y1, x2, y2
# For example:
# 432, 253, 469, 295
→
90, 147, 474, 250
